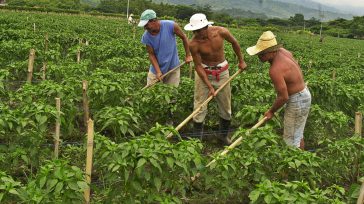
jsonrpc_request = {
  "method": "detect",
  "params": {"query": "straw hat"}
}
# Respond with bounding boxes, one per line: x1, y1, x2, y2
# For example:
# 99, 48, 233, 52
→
246, 31, 279, 56
184, 13, 214, 31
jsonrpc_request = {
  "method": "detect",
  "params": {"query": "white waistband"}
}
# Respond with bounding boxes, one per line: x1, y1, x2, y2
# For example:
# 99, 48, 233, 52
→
202, 60, 228, 68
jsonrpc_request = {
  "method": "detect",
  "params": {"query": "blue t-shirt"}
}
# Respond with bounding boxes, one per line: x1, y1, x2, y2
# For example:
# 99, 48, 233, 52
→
141, 20, 180, 74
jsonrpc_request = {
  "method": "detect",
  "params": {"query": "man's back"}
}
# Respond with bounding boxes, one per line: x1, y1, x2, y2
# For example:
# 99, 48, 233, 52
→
270, 48, 305, 95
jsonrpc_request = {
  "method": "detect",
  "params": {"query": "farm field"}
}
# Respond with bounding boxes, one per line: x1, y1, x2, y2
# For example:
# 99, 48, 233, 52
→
0, 10, 364, 203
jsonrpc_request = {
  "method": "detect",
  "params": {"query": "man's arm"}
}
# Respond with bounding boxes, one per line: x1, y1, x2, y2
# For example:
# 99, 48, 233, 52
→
146, 45, 162, 80
174, 23, 192, 63
220, 27, 247, 70
264, 67, 289, 120
190, 42, 216, 96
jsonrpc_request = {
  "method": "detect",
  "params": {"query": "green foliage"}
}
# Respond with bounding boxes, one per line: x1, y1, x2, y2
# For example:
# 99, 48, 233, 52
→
94, 128, 204, 203
249, 180, 345, 204
17, 159, 87, 203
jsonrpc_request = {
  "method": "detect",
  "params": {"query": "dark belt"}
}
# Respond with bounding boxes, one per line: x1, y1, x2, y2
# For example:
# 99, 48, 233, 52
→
204, 64, 229, 81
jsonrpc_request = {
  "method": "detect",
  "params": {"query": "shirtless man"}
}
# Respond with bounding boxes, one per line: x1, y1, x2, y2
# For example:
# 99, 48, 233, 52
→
184, 13, 247, 145
246, 31, 311, 150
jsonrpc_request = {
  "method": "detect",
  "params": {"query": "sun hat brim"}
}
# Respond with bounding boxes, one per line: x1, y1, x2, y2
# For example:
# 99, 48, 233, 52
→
138, 19, 149, 27
184, 21, 213, 31
246, 44, 283, 56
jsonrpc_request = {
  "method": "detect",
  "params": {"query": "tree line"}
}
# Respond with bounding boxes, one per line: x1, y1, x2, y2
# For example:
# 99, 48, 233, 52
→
4, 0, 364, 39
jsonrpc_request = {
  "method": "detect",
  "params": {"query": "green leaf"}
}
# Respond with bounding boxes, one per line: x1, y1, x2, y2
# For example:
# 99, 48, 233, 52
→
249, 190, 261, 203
9, 189, 19, 195
68, 182, 79, 191
150, 158, 162, 173
47, 179, 58, 191
77, 181, 88, 190
166, 157, 174, 169
54, 182, 64, 194
136, 158, 146, 168
154, 177, 161, 192
39, 176, 46, 188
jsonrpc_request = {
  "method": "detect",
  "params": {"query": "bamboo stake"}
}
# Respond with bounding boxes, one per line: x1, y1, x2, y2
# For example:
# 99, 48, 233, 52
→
77, 48, 81, 64
357, 181, 364, 204
141, 62, 186, 90
54, 98, 61, 159
84, 119, 94, 204
42, 62, 47, 80
189, 62, 193, 79
355, 112, 363, 136
332, 69, 336, 80
166, 69, 242, 139
82, 80, 90, 128
27, 49, 36, 83
191, 117, 267, 181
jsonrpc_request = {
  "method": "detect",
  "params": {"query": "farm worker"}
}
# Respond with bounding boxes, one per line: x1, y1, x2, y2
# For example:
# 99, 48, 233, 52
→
128, 13, 135, 25
246, 31, 311, 150
138, 9, 192, 86
184, 13, 247, 145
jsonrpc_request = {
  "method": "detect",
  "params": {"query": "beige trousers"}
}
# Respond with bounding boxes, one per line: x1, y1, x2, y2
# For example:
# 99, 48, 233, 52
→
193, 69, 231, 123
147, 68, 180, 87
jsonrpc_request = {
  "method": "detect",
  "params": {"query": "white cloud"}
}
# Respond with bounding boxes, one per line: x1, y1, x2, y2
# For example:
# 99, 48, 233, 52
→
312, 0, 364, 7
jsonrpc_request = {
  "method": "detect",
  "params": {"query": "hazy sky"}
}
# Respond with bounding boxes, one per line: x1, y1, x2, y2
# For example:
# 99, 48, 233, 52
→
312, 0, 364, 7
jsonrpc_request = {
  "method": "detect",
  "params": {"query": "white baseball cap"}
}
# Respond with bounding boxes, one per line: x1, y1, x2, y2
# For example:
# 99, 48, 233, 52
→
184, 13, 214, 31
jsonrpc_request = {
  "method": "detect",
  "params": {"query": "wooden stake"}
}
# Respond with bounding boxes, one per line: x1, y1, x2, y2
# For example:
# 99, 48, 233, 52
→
308, 60, 312, 69
166, 69, 242, 139
84, 119, 94, 204
33, 23, 36, 32
54, 98, 61, 159
332, 69, 336, 80
27, 49, 36, 83
82, 80, 90, 128
77, 48, 81, 64
359, 53, 361, 58
355, 112, 363, 136
358, 180, 364, 204
142, 62, 186, 90
42, 62, 47, 80
189, 62, 193, 79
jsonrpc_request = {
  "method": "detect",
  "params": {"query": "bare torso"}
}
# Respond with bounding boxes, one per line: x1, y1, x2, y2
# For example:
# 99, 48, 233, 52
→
270, 48, 305, 95
190, 26, 226, 66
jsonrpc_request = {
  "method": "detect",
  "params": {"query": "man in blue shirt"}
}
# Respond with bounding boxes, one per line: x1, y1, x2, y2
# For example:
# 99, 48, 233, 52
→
138, 9, 192, 86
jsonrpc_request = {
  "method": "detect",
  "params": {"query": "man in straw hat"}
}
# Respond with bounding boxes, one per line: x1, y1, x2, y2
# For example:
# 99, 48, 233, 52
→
184, 13, 247, 145
138, 9, 192, 86
246, 31, 311, 150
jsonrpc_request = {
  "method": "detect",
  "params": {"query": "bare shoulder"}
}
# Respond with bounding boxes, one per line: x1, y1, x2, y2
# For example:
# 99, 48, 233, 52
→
189, 38, 199, 50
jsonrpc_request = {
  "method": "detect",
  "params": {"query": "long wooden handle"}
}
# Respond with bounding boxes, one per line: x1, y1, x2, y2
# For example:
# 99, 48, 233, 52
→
206, 117, 267, 167
166, 69, 242, 139
141, 62, 186, 90
358, 181, 364, 204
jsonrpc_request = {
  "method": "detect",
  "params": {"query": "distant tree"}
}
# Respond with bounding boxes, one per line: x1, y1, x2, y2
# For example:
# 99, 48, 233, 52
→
350, 16, 364, 37
267, 18, 290, 27
305, 17, 320, 27
289, 13, 304, 26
